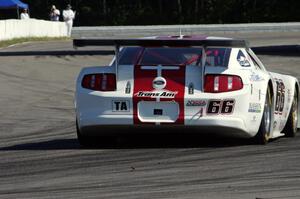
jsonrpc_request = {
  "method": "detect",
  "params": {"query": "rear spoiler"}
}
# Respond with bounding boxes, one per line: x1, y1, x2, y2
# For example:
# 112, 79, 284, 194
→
73, 38, 249, 91
73, 38, 248, 48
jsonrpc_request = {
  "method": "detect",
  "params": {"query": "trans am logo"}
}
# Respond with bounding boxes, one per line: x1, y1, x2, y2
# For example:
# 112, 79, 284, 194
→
135, 91, 177, 98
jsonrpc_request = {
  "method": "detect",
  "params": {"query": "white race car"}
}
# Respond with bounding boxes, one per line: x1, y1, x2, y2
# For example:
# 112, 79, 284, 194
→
73, 35, 299, 145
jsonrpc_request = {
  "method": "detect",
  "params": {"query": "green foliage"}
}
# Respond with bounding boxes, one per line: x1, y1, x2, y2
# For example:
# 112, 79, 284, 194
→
10, 0, 300, 25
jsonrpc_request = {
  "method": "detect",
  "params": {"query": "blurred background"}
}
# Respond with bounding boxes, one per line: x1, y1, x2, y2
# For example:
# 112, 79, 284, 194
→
0, 0, 300, 26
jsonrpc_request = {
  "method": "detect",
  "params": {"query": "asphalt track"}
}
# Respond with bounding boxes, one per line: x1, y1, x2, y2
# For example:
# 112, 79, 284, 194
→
0, 32, 300, 199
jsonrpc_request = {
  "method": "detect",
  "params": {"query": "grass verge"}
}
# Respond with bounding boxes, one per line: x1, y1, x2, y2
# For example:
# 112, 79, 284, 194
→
0, 37, 70, 48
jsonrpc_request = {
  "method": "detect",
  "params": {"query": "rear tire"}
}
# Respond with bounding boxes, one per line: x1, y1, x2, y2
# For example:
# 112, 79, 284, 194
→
283, 89, 298, 137
254, 87, 272, 145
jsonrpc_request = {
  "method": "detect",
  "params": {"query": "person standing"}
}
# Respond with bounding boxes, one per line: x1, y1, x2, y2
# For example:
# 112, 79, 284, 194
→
63, 4, 75, 36
50, 5, 60, 21
20, 9, 30, 19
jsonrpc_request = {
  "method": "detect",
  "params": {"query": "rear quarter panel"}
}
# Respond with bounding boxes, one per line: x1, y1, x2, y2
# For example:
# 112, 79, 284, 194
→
270, 72, 300, 133
75, 65, 135, 127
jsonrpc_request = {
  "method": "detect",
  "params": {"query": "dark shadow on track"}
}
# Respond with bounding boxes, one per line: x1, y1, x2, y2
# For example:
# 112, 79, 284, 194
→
98, 134, 252, 149
0, 134, 252, 151
0, 139, 81, 150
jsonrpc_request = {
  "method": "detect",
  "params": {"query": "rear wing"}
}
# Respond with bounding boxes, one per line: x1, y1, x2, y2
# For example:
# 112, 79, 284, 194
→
73, 38, 248, 48
73, 38, 249, 90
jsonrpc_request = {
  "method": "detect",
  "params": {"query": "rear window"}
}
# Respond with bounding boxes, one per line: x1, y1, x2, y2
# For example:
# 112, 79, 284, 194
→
118, 47, 143, 65
205, 48, 231, 67
140, 47, 202, 65
118, 47, 231, 67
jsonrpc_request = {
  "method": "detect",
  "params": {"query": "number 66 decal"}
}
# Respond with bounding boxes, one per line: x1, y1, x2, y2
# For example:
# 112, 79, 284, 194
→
275, 80, 285, 115
207, 99, 235, 114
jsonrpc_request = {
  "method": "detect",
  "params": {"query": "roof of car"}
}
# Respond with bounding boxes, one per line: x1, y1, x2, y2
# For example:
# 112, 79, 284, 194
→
73, 35, 249, 48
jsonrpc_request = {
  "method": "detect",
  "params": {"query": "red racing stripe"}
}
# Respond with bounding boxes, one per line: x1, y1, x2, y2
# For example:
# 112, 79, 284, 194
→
133, 65, 185, 125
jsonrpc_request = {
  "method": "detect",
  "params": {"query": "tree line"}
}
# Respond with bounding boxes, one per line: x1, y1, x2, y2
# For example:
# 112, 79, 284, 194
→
1, 0, 300, 26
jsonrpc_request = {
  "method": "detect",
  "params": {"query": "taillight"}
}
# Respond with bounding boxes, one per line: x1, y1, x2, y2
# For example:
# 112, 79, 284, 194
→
81, 73, 116, 91
204, 74, 243, 93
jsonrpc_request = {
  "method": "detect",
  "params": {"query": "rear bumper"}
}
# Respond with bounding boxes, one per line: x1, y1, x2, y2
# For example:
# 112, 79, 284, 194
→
78, 116, 253, 138
76, 84, 260, 139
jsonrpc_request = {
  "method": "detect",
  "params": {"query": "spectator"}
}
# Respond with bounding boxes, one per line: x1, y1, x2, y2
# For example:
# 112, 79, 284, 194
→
20, 9, 30, 20
50, 5, 60, 21
63, 4, 75, 36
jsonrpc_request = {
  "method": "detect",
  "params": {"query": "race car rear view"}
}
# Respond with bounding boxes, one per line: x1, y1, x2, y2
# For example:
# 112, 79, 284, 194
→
73, 35, 299, 145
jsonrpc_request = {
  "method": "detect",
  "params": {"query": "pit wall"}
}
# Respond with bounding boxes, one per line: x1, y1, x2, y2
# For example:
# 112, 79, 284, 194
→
0, 19, 68, 41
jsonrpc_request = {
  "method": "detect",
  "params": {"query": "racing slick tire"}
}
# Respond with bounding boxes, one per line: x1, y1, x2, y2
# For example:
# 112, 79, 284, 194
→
283, 89, 298, 137
254, 87, 272, 145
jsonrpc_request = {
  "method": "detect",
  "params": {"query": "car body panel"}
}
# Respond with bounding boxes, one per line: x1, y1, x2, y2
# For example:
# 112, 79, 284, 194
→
74, 36, 299, 140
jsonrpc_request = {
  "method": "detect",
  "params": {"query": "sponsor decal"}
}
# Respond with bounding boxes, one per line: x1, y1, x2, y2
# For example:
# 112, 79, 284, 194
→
249, 71, 264, 82
112, 100, 129, 112
186, 100, 206, 107
135, 90, 178, 98
248, 103, 261, 113
237, 50, 251, 67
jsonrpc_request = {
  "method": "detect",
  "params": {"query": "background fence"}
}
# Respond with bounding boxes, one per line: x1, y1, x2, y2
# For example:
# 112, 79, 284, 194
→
0, 19, 67, 41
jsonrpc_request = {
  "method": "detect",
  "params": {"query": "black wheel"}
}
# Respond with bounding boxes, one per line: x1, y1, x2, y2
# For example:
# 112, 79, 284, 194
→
76, 120, 92, 147
254, 87, 272, 144
283, 89, 298, 137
